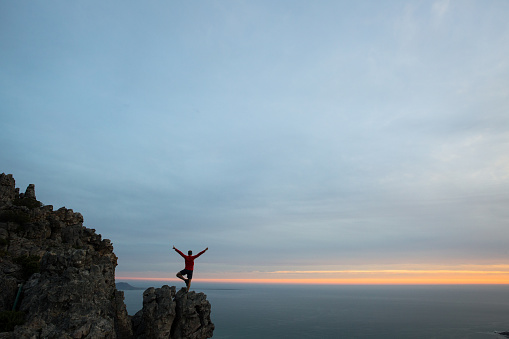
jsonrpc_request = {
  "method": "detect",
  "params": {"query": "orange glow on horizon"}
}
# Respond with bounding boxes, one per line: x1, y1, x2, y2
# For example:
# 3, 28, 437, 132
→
116, 269, 509, 285
116, 278, 509, 285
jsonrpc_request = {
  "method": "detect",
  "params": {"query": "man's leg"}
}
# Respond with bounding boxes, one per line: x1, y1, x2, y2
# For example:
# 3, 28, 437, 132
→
177, 270, 191, 290
185, 270, 193, 292
176, 272, 186, 281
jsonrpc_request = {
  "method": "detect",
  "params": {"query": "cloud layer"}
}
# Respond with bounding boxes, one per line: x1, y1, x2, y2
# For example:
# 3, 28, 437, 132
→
1, 1, 508, 281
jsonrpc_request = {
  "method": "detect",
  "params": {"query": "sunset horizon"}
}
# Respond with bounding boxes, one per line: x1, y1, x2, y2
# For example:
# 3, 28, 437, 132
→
116, 264, 509, 285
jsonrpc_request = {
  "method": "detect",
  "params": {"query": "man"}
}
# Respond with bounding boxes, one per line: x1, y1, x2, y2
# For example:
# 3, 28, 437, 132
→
173, 245, 208, 292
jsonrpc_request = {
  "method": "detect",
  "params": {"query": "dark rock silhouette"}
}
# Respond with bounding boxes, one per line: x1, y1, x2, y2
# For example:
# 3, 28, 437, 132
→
0, 173, 214, 338
171, 288, 214, 339
132, 286, 214, 339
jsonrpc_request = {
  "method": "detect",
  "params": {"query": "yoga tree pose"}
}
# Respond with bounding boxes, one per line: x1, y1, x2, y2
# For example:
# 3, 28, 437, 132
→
173, 245, 208, 292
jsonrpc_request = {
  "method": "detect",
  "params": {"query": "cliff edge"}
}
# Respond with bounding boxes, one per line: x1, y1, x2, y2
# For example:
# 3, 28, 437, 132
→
0, 173, 214, 338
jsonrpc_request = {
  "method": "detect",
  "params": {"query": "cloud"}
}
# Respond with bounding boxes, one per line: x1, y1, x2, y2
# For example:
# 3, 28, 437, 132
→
2, 0, 509, 281
432, 0, 450, 18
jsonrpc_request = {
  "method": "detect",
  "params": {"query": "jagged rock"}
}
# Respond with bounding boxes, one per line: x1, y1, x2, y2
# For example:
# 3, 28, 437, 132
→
0, 174, 214, 338
133, 285, 177, 338
0, 276, 18, 311
114, 290, 134, 338
0, 174, 131, 338
23, 184, 36, 200
0, 174, 16, 203
172, 288, 215, 339
132, 286, 214, 339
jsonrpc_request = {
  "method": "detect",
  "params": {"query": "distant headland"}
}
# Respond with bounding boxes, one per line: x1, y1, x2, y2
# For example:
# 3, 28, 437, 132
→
116, 282, 145, 290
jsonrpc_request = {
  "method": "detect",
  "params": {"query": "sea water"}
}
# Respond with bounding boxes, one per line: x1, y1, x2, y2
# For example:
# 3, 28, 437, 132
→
121, 283, 509, 338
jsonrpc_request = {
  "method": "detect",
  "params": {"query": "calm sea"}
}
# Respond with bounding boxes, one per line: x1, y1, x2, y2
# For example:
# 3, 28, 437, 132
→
120, 282, 509, 338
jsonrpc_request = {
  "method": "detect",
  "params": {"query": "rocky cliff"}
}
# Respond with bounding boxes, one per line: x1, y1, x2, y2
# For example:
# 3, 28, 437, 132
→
0, 173, 214, 339
132, 286, 214, 339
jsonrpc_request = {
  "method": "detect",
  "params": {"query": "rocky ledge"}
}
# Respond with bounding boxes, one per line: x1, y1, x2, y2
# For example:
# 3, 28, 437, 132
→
0, 173, 214, 338
132, 286, 214, 339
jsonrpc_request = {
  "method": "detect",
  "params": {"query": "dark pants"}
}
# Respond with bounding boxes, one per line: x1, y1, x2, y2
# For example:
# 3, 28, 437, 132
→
179, 269, 193, 279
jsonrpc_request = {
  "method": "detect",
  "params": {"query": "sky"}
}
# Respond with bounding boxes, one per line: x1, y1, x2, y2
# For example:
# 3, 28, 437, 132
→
1, 0, 509, 284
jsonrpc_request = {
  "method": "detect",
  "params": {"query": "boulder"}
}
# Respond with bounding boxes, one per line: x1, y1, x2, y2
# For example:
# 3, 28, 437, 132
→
132, 286, 214, 339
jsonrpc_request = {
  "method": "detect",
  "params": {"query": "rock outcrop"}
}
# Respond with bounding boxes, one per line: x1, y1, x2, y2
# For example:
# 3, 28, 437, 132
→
132, 286, 214, 339
0, 173, 214, 338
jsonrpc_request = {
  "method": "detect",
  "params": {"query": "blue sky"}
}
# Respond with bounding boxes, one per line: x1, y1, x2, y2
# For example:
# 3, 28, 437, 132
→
2, 1, 509, 282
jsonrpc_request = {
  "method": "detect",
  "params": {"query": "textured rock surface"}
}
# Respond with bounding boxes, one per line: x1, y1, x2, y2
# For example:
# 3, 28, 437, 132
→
0, 173, 214, 338
172, 288, 215, 339
132, 286, 214, 339
0, 173, 131, 338
0, 174, 16, 203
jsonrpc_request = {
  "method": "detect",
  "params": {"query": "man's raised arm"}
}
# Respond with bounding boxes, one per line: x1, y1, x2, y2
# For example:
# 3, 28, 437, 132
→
193, 247, 208, 259
173, 245, 185, 258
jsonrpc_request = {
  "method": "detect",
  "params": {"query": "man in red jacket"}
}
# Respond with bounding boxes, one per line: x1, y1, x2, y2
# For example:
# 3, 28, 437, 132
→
173, 245, 208, 292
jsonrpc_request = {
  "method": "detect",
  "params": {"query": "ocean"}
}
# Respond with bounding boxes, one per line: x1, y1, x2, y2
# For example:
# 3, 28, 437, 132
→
120, 282, 509, 338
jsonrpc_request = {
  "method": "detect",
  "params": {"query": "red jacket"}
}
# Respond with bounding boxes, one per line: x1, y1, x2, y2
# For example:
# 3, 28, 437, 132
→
175, 248, 206, 271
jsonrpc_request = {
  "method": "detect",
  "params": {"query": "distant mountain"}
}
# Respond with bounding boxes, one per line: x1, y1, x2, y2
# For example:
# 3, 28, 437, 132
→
115, 282, 144, 290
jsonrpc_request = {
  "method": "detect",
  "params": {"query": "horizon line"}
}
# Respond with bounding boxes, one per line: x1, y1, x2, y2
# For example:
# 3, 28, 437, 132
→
115, 277, 509, 285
